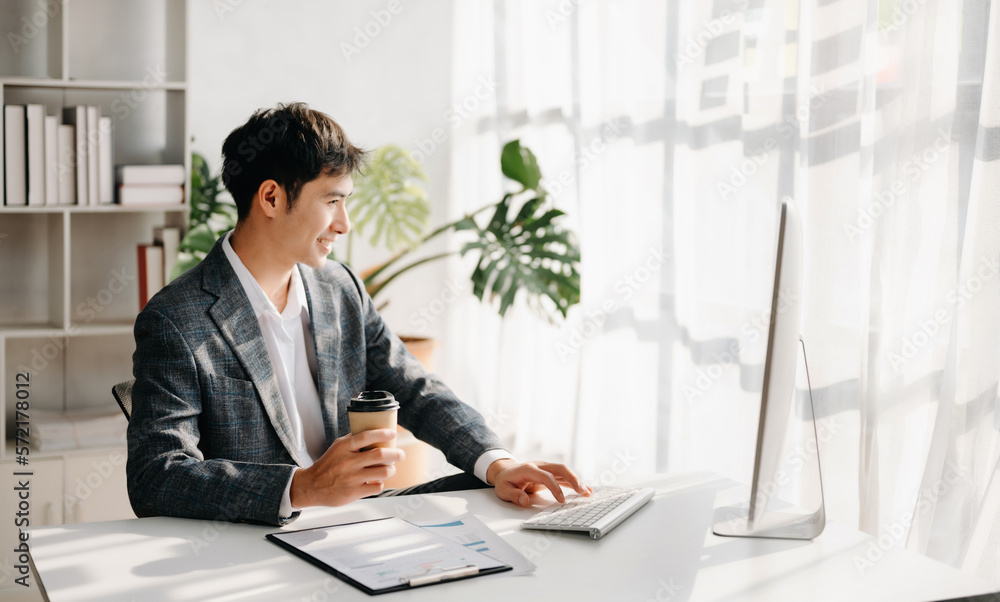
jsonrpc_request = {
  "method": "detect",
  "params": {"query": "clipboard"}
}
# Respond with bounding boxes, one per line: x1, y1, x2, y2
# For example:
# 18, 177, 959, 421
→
267, 516, 512, 595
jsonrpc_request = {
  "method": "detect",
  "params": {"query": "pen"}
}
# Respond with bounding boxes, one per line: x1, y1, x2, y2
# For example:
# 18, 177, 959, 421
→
407, 564, 480, 586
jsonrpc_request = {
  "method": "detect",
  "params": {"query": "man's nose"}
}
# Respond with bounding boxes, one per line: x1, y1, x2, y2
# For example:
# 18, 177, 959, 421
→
333, 206, 351, 235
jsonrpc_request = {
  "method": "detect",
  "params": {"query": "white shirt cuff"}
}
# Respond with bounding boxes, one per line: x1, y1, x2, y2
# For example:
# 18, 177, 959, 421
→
474, 449, 516, 484
280, 467, 299, 518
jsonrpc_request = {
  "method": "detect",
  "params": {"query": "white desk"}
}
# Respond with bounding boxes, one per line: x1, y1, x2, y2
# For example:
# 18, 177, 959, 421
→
24, 472, 997, 601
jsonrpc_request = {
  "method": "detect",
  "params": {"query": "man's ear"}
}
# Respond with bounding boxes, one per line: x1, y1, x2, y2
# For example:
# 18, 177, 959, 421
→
255, 179, 285, 218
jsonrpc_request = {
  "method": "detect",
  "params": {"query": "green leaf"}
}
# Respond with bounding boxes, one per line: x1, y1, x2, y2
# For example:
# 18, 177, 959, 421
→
460, 241, 487, 255
470, 258, 490, 300
350, 145, 431, 252
453, 217, 480, 231
500, 140, 542, 190
170, 254, 201, 281
514, 196, 544, 225
180, 223, 217, 254
488, 194, 512, 233
497, 265, 519, 316
523, 208, 565, 232
460, 187, 581, 322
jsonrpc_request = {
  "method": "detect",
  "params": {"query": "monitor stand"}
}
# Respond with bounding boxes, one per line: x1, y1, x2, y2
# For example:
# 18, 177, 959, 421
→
713, 339, 826, 540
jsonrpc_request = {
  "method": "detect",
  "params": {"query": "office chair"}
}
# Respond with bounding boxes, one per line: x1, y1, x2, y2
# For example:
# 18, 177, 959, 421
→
112, 379, 135, 421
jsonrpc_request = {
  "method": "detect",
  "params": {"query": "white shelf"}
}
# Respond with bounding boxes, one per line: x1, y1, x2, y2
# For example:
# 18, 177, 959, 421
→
68, 322, 136, 337
6, 442, 125, 461
0, 204, 186, 214
0, 324, 66, 339
0, 322, 139, 339
0, 1, 186, 443
0, 77, 186, 91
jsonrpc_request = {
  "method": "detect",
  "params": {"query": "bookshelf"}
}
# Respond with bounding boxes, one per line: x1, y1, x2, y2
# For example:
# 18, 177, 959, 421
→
0, 0, 188, 591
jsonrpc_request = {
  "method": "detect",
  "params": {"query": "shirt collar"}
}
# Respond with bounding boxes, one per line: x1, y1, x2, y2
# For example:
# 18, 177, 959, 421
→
222, 229, 310, 320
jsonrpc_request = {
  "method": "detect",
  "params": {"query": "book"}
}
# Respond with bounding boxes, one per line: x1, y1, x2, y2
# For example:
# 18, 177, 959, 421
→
4, 105, 27, 206
62, 106, 89, 205
26, 104, 45, 206
86, 106, 99, 206
137, 244, 164, 310
116, 164, 185, 186
57, 124, 76, 204
153, 226, 180, 283
29, 407, 128, 451
98, 116, 113, 204
44, 116, 59, 205
118, 185, 184, 205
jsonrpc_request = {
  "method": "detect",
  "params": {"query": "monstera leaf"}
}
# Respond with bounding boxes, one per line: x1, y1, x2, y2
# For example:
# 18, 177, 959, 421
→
500, 139, 542, 190
458, 142, 580, 319
459, 193, 580, 319
349, 145, 431, 256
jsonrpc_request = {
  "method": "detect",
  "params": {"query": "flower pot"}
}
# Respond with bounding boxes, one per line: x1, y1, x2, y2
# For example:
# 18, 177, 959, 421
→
382, 336, 438, 488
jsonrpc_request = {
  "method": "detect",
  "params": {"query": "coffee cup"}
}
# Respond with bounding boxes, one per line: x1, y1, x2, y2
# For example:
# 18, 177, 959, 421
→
348, 390, 399, 451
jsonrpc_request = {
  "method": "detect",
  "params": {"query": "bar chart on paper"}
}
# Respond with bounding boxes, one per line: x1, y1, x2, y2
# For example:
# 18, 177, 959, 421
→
418, 513, 536, 575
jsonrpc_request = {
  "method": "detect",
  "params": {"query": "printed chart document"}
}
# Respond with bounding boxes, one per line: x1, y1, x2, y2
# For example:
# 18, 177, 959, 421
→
417, 512, 535, 576
267, 517, 511, 595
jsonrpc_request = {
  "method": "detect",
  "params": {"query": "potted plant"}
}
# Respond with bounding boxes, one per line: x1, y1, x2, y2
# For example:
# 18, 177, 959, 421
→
170, 152, 237, 280
350, 140, 581, 320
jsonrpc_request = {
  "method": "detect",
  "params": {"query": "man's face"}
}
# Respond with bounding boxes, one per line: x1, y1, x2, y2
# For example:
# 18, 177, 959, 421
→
273, 171, 352, 269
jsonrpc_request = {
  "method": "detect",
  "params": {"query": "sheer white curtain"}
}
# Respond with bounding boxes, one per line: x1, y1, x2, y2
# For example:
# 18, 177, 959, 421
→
445, 0, 1000, 580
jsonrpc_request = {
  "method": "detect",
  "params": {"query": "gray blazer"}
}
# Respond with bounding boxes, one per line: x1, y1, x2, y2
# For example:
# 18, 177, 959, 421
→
126, 237, 504, 526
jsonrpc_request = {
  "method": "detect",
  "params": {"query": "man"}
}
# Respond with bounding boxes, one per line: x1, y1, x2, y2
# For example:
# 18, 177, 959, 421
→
127, 102, 589, 526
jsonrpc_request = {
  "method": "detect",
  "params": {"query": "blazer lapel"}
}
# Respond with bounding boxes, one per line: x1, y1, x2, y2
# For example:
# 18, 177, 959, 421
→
201, 239, 309, 467
300, 267, 344, 445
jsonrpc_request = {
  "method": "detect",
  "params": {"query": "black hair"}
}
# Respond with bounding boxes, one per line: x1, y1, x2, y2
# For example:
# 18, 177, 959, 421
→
221, 102, 367, 221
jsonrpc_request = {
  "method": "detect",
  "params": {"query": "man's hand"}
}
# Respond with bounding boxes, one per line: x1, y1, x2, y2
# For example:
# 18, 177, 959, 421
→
290, 429, 405, 508
487, 458, 591, 508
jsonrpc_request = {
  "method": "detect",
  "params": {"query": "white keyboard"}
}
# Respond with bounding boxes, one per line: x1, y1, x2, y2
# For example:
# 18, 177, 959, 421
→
521, 486, 655, 540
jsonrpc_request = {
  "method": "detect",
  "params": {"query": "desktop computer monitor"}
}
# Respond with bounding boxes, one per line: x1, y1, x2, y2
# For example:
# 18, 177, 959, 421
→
713, 198, 825, 540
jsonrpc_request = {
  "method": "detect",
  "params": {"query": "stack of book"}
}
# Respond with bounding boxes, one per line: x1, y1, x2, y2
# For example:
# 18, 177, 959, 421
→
117, 164, 185, 205
138, 225, 181, 310
29, 407, 127, 452
2, 104, 115, 206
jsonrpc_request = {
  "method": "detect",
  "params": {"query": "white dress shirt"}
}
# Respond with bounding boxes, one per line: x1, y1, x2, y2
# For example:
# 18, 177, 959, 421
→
221, 230, 512, 517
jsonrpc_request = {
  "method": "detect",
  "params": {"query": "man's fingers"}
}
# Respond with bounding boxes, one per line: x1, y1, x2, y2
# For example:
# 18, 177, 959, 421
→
497, 483, 533, 508
519, 465, 565, 503
491, 461, 594, 509
360, 446, 405, 466
538, 462, 591, 495
357, 481, 384, 498
347, 429, 398, 452
361, 463, 397, 481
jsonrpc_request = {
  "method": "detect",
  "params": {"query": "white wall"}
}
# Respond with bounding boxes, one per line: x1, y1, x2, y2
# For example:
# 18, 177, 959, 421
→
187, 0, 458, 340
